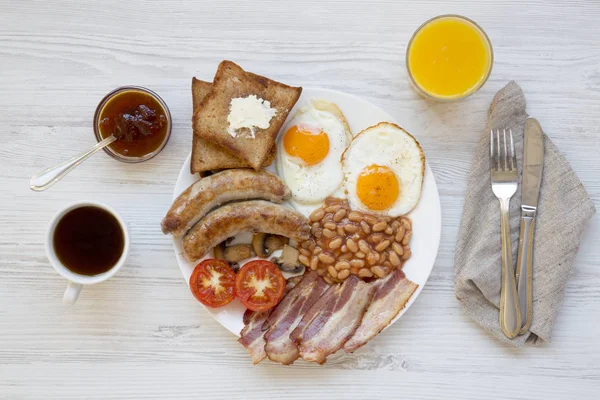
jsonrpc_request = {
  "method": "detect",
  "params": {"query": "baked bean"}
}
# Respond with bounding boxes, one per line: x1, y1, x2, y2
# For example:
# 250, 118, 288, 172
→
385, 226, 394, 235
323, 275, 333, 284
339, 252, 353, 261
335, 261, 350, 271
341, 245, 348, 252
371, 266, 386, 278
358, 268, 373, 278
299, 248, 311, 257
323, 213, 333, 222
322, 228, 336, 238
337, 269, 350, 280
358, 239, 371, 254
391, 220, 401, 230
401, 249, 411, 260
325, 204, 341, 213
313, 246, 322, 255
378, 252, 387, 263
310, 256, 319, 270
401, 218, 411, 230
324, 222, 337, 230
366, 252, 379, 265
389, 250, 401, 266
308, 242, 316, 251
346, 238, 358, 253
350, 259, 365, 268
317, 268, 326, 276
392, 242, 404, 256
333, 209, 346, 222
349, 266, 360, 275
355, 251, 366, 259
327, 265, 338, 279
309, 208, 325, 222
337, 226, 346, 237
360, 221, 371, 234
375, 240, 391, 252
301, 240, 311, 249
348, 211, 362, 222
344, 223, 359, 233
364, 215, 378, 226
318, 252, 335, 264
299, 254, 310, 266
383, 260, 392, 268
401, 231, 412, 246
311, 222, 320, 234
369, 233, 384, 244
372, 221, 387, 232
395, 226, 406, 242
329, 237, 343, 249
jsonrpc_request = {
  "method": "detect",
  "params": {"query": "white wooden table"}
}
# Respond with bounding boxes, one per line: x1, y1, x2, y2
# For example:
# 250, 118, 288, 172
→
1, 1, 599, 399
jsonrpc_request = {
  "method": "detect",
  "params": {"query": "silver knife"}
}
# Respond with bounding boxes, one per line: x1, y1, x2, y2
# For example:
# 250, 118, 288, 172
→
516, 117, 544, 334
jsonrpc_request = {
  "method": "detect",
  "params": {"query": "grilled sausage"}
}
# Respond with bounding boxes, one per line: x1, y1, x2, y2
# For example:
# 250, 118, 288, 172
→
183, 200, 311, 261
162, 169, 290, 238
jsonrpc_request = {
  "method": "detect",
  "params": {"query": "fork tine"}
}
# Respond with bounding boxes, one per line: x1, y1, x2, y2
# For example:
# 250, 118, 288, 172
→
496, 129, 500, 170
509, 129, 516, 171
503, 129, 508, 171
490, 130, 495, 170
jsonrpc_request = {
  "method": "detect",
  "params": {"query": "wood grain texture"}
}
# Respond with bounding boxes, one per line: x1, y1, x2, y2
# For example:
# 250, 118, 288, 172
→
1, 0, 599, 399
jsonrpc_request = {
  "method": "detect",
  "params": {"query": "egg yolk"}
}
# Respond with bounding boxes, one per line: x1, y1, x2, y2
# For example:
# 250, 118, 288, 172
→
356, 165, 400, 211
283, 125, 329, 166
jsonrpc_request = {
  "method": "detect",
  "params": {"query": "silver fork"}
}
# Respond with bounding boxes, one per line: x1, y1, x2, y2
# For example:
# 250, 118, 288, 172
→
490, 129, 521, 339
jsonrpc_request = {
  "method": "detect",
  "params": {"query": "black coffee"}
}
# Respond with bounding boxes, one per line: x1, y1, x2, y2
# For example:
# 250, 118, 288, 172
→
53, 206, 124, 276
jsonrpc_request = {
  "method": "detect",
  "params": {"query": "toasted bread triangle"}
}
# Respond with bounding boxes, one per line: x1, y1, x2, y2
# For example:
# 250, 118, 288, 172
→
193, 61, 301, 170
190, 77, 274, 174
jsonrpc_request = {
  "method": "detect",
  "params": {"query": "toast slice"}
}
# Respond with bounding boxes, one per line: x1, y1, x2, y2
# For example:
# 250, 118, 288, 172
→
193, 61, 301, 170
190, 78, 275, 174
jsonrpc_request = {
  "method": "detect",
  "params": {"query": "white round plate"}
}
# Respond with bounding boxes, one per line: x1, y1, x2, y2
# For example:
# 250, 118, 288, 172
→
172, 87, 441, 337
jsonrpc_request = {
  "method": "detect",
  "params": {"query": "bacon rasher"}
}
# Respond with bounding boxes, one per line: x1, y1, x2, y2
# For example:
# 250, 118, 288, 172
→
344, 269, 418, 353
238, 275, 302, 364
264, 271, 330, 365
290, 275, 375, 364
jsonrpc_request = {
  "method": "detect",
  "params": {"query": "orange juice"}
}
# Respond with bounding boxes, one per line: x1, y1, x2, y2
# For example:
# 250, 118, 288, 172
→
407, 15, 493, 100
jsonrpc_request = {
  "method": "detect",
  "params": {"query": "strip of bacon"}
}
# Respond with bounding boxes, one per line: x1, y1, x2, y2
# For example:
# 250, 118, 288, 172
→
344, 269, 418, 353
238, 275, 302, 364
264, 271, 330, 365
290, 275, 375, 364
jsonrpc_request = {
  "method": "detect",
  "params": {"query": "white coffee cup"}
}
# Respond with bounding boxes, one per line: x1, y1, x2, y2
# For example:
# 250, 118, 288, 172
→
45, 201, 130, 304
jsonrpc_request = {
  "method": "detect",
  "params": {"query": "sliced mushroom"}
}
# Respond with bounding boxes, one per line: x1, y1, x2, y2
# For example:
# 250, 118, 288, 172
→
265, 235, 289, 254
252, 233, 289, 258
224, 244, 255, 263
252, 233, 269, 258
271, 244, 304, 274
213, 242, 225, 260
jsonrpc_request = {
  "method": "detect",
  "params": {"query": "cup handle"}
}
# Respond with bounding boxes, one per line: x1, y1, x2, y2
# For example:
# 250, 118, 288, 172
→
63, 281, 82, 304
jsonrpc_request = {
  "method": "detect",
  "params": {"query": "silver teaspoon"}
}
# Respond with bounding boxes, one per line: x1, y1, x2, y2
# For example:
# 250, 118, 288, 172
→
30, 135, 117, 191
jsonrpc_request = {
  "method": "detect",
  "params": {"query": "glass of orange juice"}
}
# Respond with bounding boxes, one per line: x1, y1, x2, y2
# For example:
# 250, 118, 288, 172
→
407, 15, 493, 101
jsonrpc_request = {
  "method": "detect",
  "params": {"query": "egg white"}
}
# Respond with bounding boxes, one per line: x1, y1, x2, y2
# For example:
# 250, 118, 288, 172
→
342, 122, 425, 217
276, 99, 352, 216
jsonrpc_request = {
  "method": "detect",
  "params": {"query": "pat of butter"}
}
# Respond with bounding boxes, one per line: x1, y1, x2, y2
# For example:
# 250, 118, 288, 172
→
227, 95, 277, 138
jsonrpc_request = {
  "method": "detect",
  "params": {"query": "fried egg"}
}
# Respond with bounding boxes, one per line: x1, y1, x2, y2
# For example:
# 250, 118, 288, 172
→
277, 99, 352, 215
342, 122, 425, 216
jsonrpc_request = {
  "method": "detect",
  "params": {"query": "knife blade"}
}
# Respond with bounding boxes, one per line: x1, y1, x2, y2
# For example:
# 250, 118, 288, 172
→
516, 117, 544, 334
521, 119, 544, 208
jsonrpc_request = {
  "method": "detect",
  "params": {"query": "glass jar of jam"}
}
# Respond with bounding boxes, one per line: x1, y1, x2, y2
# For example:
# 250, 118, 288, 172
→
93, 86, 172, 163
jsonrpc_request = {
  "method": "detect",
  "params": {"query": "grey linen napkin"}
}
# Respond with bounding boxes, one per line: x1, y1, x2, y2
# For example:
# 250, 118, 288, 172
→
454, 81, 596, 346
